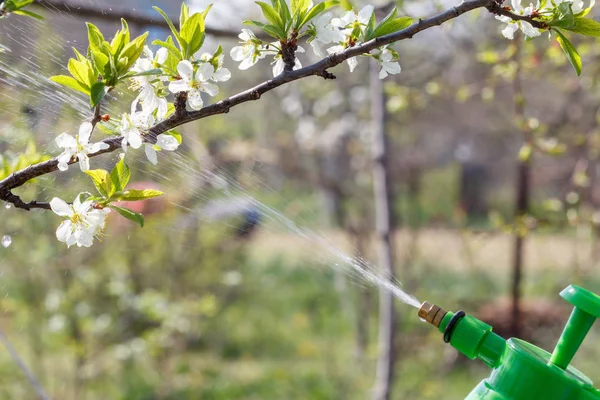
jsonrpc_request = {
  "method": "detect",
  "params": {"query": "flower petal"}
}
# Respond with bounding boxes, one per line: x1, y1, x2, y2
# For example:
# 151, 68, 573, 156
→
213, 67, 232, 82
239, 57, 256, 70
384, 61, 401, 75
56, 220, 73, 244
50, 197, 72, 217
156, 47, 168, 64
156, 134, 179, 151
358, 5, 374, 25
200, 82, 220, 97
57, 151, 74, 170
145, 144, 158, 165
230, 46, 245, 61
78, 152, 90, 171
78, 121, 93, 145
168, 79, 191, 94
273, 59, 285, 77
347, 56, 358, 73
197, 62, 215, 81
502, 23, 518, 40
311, 41, 324, 57
188, 90, 204, 110
127, 132, 143, 149
177, 60, 194, 81
520, 21, 541, 38
55, 133, 77, 149
74, 227, 94, 247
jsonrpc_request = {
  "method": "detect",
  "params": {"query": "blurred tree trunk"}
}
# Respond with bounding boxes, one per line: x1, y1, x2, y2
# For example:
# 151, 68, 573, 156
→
511, 37, 529, 338
370, 59, 397, 400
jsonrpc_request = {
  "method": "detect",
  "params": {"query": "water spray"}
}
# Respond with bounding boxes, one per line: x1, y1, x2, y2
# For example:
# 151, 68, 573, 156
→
419, 284, 600, 399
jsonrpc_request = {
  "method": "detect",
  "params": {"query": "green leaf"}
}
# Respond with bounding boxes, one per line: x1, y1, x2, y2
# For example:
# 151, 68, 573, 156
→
90, 82, 107, 108
555, 29, 582, 75
90, 49, 110, 77
181, 13, 206, 58
72, 47, 88, 62
180, 2, 190, 28
12, 9, 44, 19
115, 189, 164, 201
371, 16, 413, 39
256, 1, 285, 32
122, 68, 164, 79
50, 75, 90, 95
109, 157, 130, 195
299, 1, 338, 29
68, 58, 93, 89
365, 10, 377, 40
110, 19, 130, 56
86, 22, 106, 53
153, 7, 184, 51
109, 205, 145, 227
339, 0, 353, 10
152, 39, 182, 60
118, 32, 149, 74
201, 3, 213, 20
563, 17, 600, 36
550, 2, 575, 28
243, 20, 284, 39
84, 169, 112, 198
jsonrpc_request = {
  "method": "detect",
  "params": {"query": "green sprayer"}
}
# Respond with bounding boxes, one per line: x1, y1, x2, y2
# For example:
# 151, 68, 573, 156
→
419, 284, 600, 400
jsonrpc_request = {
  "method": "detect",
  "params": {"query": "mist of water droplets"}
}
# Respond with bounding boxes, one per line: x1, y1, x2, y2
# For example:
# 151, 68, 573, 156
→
1, 235, 12, 248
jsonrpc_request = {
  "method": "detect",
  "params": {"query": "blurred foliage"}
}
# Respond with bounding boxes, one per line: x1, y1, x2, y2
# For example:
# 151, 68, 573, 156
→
4, 0, 600, 399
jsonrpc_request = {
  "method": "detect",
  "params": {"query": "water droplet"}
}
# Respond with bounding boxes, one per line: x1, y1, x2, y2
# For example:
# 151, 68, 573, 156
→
1, 235, 11, 248
4, 203, 11, 209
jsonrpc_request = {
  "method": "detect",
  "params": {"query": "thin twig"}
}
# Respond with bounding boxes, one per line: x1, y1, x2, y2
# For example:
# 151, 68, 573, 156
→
0, 326, 50, 400
1, 0, 506, 209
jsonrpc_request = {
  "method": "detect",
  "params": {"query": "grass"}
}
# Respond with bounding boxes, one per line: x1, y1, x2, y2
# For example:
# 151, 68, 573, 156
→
1, 227, 599, 399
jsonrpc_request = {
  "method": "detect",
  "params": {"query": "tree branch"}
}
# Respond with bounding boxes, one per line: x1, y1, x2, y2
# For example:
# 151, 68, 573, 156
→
486, 3, 548, 29
35, 0, 268, 39
1, 0, 499, 209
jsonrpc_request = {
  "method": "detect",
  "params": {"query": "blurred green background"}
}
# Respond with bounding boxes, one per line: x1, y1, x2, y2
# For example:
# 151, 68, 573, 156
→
2, 0, 600, 399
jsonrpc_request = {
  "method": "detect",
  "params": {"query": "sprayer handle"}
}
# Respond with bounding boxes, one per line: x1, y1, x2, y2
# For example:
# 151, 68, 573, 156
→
549, 285, 600, 369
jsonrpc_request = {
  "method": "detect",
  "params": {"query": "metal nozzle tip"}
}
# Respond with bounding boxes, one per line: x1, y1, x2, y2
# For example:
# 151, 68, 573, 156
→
418, 301, 447, 328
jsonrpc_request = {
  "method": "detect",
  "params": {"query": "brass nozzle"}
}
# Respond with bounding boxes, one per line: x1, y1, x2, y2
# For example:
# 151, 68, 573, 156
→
418, 301, 447, 328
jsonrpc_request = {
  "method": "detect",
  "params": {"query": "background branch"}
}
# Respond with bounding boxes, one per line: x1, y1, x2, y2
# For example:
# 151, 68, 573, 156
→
35, 0, 269, 39
1, 0, 497, 209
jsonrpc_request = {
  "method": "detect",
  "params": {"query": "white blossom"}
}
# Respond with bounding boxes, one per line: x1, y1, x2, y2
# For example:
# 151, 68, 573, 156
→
496, 0, 541, 39
120, 112, 155, 152
310, 12, 345, 57
130, 46, 168, 120
273, 46, 305, 77
327, 45, 358, 72
376, 48, 401, 79
144, 134, 180, 165
230, 29, 267, 70
332, 5, 374, 35
200, 53, 232, 83
56, 121, 109, 172
50, 196, 110, 248
168, 60, 219, 111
